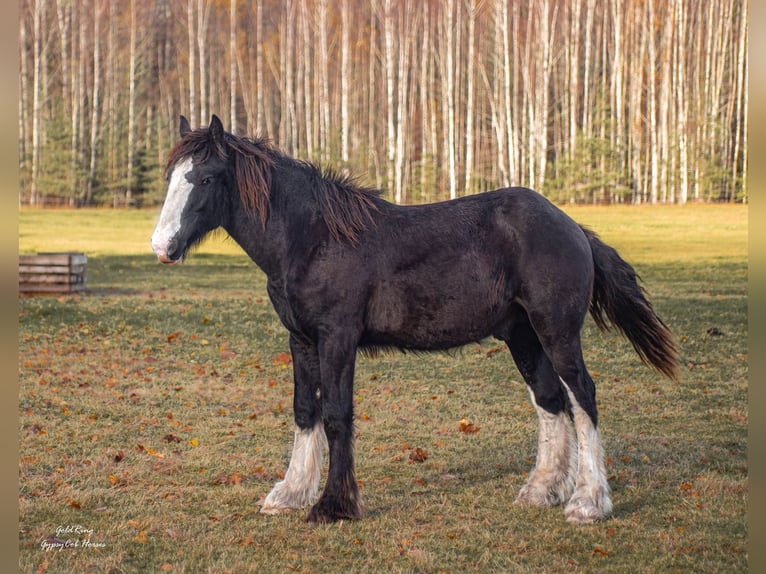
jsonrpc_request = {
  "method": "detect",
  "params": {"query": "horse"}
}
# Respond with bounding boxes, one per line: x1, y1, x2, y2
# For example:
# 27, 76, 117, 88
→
151, 115, 678, 525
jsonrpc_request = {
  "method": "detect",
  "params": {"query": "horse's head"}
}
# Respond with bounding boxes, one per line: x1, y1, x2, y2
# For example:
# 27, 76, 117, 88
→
152, 115, 235, 265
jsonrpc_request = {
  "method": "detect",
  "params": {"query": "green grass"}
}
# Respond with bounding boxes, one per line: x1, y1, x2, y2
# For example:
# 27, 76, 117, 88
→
19, 205, 747, 573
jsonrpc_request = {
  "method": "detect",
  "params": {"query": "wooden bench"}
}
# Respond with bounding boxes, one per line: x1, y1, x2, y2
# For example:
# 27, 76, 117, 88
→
19, 253, 88, 294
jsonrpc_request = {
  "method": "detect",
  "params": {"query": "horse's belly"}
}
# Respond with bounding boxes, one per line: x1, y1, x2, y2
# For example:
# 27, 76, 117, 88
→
363, 279, 509, 350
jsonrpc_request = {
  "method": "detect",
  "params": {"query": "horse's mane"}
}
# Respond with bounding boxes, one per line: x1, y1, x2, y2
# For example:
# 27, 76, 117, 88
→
309, 165, 381, 244
165, 128, 380, 244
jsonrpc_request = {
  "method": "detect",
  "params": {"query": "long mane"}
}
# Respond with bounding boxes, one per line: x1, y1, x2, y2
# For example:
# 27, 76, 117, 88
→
164, 128, 381, 243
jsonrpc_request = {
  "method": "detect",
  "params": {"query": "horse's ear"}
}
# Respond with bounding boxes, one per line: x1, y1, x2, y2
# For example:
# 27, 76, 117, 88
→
209, 115, 225, 146
179, 115, 191, 137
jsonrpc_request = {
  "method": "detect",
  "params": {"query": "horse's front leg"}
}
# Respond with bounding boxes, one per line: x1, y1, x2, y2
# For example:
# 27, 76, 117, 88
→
260, 335, 326, 514
306, 332, 362, 524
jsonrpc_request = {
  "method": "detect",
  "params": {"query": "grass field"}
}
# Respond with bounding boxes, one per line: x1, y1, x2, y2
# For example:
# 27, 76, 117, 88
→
19, 205, 747, 573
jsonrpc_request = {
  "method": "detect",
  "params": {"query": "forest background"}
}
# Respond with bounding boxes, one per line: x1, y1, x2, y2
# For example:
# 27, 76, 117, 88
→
18, 0, 748, 208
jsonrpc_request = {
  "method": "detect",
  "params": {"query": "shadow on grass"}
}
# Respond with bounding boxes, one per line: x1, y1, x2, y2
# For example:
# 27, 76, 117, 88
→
85, 253, 264, 296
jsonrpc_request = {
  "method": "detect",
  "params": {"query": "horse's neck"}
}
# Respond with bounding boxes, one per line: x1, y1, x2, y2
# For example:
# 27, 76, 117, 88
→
221, 205, 279, 277
224, 181, 311, 278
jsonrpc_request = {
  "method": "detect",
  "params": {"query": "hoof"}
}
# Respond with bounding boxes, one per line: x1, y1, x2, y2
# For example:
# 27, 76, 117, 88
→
514, 484, 561, 507
514, 473, 574, 507
564, 493, 612, 524
306, 496, 362, 524
259, 480, 317, 515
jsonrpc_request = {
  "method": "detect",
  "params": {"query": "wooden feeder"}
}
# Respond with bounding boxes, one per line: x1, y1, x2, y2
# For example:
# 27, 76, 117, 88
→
18, 252, 88, 294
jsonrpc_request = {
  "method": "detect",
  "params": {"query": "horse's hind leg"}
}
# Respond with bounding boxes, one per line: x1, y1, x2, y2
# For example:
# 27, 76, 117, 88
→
545, 338, 613, 524
504, 312, 577, 508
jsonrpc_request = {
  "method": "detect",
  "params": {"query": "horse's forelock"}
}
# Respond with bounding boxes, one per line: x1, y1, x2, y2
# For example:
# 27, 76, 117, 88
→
164, 129, 273, 226
164, 129, 223, 178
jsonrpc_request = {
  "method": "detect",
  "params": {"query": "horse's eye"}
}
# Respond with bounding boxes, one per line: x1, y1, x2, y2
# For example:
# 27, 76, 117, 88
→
201, 177, 211, 186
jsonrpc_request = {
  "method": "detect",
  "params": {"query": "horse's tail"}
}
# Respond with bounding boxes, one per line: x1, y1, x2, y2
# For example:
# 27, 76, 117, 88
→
582, 226, 679, 379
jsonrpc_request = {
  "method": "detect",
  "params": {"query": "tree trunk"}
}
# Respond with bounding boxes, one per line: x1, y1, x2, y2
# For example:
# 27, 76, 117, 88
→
463, 0, 476, 194
19, 10, 29, 204
646, 0, 659, 204
731, 0, 747, 201
569, 0, 581, 160
86, 0, 102, 206
187, 0, 196, 125
317, 0, 330, 162
676, 0, 688, 205
340, 0, 350, 163
197, 0, 210, 126
444, 0, 457, 199
230, 0, 237, 132
394, 1, 414, 203
384, 0, 396, 191
256, 0, 264, 133
582, 0, 595, 140
127, 0, 138, 203
299, 0, 313, 156
30, 0, 44, 206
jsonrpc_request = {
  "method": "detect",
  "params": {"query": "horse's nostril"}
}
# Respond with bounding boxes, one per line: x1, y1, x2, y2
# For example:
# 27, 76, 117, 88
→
166, 239, 178, 256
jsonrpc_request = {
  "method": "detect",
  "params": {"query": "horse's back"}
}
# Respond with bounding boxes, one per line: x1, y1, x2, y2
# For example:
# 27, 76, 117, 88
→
358, 187, 593, 350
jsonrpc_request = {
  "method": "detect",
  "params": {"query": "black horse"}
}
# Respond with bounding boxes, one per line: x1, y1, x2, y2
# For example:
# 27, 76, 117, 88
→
152, 115, 678, 524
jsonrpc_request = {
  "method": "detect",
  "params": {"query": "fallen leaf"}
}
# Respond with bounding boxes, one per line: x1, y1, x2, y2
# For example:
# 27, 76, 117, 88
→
409, 448, 428, 463
272, 352, 292, 366
593, 547, 609, 557
167, 332, 181, 343
458, 418, 480, 434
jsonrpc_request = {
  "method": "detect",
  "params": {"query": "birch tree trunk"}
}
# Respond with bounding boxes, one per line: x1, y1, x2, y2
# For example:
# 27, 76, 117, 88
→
582, 0, 595, 140
19, 14, 29, 201
507, 2, 519, 184
86, 0, 102, 206
646, 0, 659, 204
197, 0, 210, 126
187, 0, 196, 126
317, 0, 330, 162
300, 0, 313, 156
419, 0, 431, 196
230, 0, 237, 132
394, 1, 414, 203
536, 0, 554, 190
368, 0, 381, 188
488, 0, 508, 187
127, 0, 138, 202
463, 0, 476, 194
384, 0, 396, 189
55, 0, 70, 119
676, 0, 688, 204
658, 0, 674, 203
444, 0, 457, 199
610, 0, 625, 187
256, 0, 264, 133
340, 0, 350, 163
569, 0, 581, 159
30, 0, 44, 206
731, 0, 747, 200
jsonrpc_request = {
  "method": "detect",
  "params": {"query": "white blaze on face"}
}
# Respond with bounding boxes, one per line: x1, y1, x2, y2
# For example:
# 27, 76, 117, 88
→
151, 157, 194, 263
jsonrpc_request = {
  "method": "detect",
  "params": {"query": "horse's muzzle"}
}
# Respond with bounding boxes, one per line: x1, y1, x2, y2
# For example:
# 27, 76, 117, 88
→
152, 238, 181, 265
